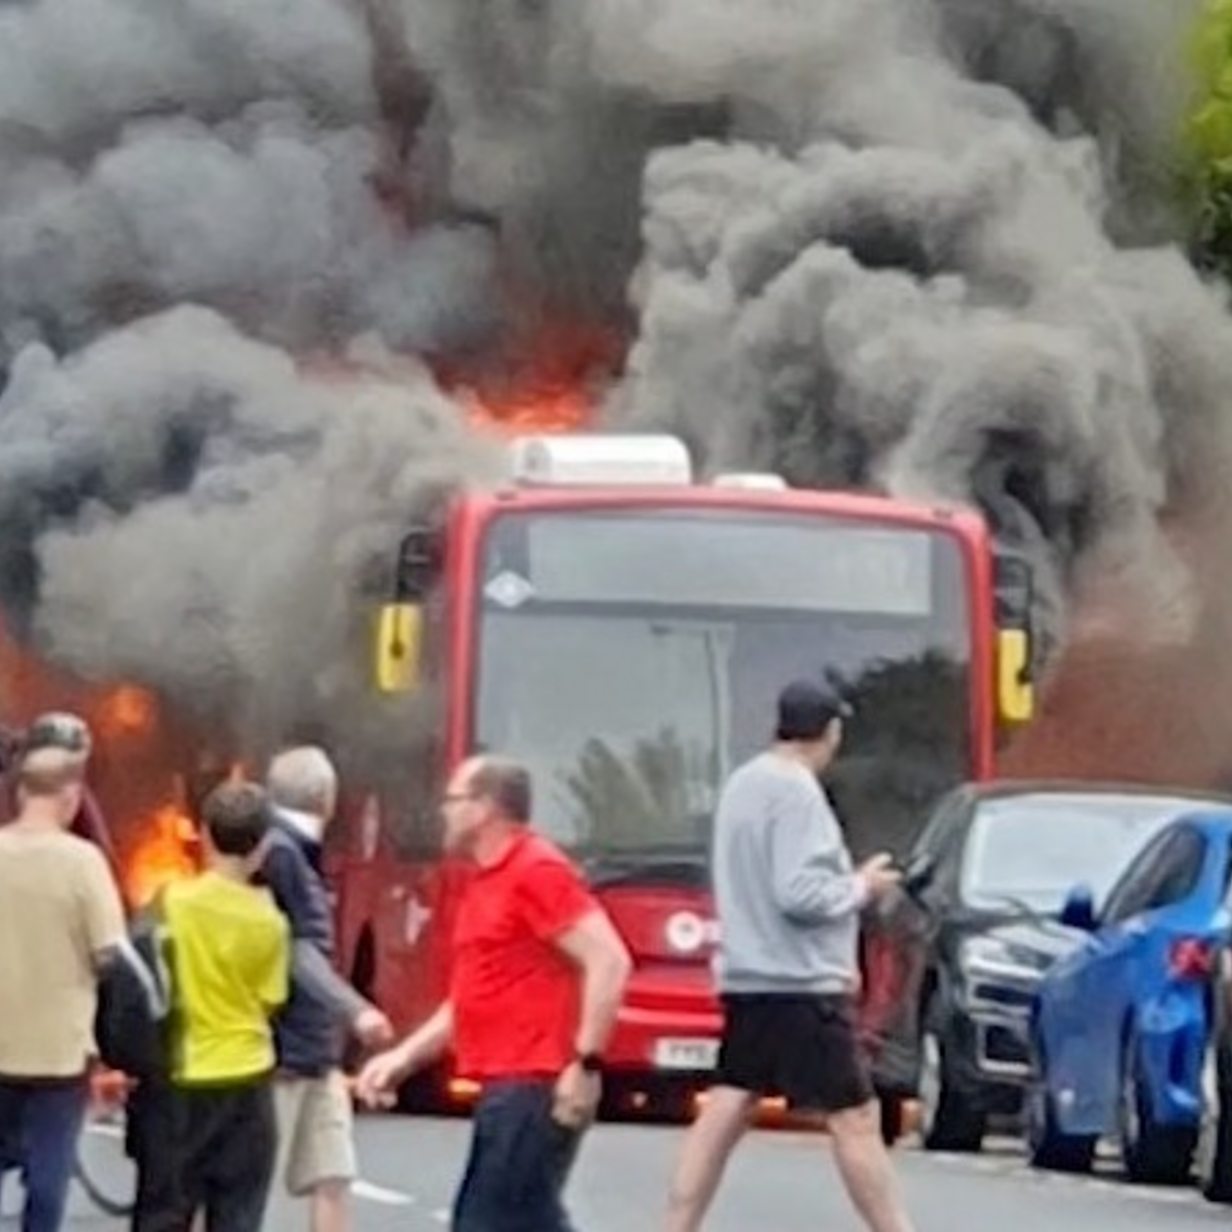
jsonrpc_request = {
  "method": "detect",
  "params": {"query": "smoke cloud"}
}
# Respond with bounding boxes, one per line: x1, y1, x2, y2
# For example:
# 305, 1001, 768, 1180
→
0, 0, 1228, 779
597, 0, 1229, 658
398, 0, 1228, 652
0, 305, 497, 759
0, 0, 504, 761
0, 0, 498, 361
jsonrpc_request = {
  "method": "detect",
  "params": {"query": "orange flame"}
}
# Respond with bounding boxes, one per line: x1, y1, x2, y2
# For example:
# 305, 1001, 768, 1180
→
445, 320, 618, 436
464, 385, 591, 435
122, 760, 250, 908
124, 803, 200, 909
0, 620, 211, 904
298, 315, 618, 437
96, 684, 158, 742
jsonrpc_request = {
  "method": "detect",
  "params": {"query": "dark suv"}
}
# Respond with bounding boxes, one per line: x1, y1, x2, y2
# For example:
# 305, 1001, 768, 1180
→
867, 782, 1214, 1152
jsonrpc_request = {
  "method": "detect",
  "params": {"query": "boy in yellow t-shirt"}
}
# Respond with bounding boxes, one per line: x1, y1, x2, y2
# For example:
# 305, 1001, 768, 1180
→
163, 781, 289, 1232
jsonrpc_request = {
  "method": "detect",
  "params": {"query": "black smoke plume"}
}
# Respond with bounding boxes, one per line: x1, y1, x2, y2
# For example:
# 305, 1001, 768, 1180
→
0, 0, 1225, 769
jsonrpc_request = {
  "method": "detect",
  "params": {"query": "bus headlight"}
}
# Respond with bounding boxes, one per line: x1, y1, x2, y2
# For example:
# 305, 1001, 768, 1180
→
665, 911, 707, 955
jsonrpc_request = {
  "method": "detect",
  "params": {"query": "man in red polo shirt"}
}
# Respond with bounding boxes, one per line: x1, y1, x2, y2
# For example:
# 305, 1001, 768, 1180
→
357, 755, 631, 1231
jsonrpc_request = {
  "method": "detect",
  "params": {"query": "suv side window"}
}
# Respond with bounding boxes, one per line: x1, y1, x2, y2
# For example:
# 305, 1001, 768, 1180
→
910, 792, 969, 864
909, 793, 971, 904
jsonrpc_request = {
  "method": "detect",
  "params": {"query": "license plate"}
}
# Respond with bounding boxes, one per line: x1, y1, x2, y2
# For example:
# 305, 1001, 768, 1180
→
653, 1038, 720, 1071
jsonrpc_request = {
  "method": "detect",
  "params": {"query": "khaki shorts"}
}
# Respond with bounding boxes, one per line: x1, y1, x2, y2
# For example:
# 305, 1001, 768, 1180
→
274, 1071, 357, 1196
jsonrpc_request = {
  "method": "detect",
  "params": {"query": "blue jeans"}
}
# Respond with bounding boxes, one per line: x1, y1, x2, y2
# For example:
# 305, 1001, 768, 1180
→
0, 1079, 88, 1232
453, 1080, 582, 1232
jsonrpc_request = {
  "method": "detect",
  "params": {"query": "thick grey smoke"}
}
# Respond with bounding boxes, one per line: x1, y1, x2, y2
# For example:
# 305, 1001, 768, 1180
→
0, 305, 498, 758
402, 0, 1227, 653
401, 0, 1201, 290
615, 133, 1225, 646
0, 0, 503, 759
0, 0, 1225, 765
585, 0, 1228, 654
0, 0, 498, 361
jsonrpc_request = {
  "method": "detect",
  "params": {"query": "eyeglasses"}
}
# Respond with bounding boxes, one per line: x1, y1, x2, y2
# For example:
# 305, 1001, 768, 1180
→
441, 791, 475, 806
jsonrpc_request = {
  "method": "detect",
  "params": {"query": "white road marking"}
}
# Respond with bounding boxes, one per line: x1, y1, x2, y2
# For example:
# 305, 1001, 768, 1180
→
352, 1180, 418, 1206
431, 1208, 450, 1223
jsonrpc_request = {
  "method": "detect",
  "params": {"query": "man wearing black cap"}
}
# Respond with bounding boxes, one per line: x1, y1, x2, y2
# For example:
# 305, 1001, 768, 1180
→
665, 681, 915, 1232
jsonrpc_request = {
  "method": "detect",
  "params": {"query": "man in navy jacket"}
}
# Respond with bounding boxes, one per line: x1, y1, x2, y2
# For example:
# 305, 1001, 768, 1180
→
261, 747, 391, 1232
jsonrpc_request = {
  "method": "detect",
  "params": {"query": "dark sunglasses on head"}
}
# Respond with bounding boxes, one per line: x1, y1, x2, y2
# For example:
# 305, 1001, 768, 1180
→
23, 712, 93, 757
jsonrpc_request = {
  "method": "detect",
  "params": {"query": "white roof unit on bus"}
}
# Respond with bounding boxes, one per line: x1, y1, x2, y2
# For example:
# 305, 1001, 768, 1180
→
711, 472, 788, 491
507, 434, 693, 487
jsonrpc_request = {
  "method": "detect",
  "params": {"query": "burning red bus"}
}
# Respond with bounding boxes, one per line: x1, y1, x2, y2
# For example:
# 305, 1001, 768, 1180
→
328, 435, 1035, 1116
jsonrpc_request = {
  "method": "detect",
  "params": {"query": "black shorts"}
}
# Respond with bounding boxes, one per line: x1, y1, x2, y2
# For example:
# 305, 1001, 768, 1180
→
715, 994, 874, 1113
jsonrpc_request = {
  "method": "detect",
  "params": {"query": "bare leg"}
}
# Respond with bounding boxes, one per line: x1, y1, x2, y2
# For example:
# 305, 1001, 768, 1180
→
828, 1101, 916, 1232
664, 1088, 757, 1232
309, 1181, 351, 1232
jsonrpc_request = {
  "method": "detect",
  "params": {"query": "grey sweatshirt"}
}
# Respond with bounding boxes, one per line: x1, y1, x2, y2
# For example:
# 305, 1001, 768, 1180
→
712, 751, 866, 995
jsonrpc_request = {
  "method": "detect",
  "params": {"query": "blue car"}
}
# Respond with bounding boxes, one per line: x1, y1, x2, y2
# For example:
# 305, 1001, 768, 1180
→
1029, 809, 1232, 1182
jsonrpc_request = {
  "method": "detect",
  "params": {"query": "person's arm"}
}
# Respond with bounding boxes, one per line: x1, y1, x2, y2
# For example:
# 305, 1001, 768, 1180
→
515, 864, 631, 1052
768, 784, 868, 925
263, 839, 383, 1033
355, 1002, 454, 1106
292, 942, 368, 1020
80, 845, 128, 973
262, 838, 333, 952
517, 860, 632, 1128
553, 910, 633, 1056
391, 1001, 454, 1073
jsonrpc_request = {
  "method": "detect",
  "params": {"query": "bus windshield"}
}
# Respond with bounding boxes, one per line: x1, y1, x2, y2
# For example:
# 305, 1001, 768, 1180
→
474, 509, 973, 860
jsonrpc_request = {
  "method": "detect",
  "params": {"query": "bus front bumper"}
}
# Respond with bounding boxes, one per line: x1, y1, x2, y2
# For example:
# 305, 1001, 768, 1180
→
607, 1002, 725, 1076
605, 966, 723, 1078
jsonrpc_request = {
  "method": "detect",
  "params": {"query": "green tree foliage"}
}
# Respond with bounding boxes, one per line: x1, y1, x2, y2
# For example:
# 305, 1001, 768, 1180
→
560, 727, 716, 851
826, 652, 968, 860
1187, 0, 1232, 277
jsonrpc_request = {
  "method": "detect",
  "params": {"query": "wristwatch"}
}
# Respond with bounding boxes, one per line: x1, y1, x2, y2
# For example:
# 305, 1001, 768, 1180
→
575, 1050, 604, 1074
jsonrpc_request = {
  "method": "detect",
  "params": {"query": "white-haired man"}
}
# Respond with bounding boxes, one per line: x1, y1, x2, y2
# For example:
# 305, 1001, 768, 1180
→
261, 746, 392, 1232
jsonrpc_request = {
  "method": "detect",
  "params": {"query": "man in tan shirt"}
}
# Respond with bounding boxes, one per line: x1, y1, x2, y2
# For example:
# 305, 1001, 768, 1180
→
0, 713, 127, 1232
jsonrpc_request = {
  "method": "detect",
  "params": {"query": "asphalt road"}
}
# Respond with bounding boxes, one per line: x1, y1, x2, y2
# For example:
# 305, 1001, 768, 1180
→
5, 1115, 1230, 1230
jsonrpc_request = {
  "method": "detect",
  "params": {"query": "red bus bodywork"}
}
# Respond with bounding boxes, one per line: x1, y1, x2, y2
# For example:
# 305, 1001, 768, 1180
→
329, 484, 997, 1105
